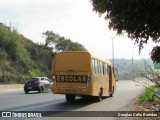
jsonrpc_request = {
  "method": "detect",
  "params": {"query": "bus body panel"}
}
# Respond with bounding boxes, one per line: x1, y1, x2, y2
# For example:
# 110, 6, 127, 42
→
51, 51, 116, 98
92, 74, 109, 96
55, 52, 91, 72
52, 52, 92, 96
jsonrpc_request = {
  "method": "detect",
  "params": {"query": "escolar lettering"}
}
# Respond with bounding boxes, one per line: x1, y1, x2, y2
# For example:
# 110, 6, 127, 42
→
56, 75, 87, 83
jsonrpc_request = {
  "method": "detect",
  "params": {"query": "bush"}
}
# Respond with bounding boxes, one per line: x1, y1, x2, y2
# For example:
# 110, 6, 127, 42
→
139, 87, 156, 101
139, 85, 160, 101
0, 49, 8, 61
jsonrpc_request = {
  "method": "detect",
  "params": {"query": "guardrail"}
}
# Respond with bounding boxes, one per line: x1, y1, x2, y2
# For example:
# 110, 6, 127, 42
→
152, 89, 160, 100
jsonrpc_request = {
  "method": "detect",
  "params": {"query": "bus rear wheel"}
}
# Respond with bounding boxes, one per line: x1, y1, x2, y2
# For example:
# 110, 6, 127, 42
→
66, 94, 76, 102
110, 87, 114, 97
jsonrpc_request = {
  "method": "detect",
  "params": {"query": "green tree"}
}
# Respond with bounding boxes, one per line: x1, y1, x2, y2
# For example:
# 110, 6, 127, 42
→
90, 0, 160, 63
42, 30, 60, 48
67, 42, 87, 51
55, 37, 87, 51
43, 30, 87, 52
150, 46, 160, 63
55, 37, 70, 51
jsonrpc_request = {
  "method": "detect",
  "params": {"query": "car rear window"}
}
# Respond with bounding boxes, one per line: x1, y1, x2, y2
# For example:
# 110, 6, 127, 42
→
27, 78, 39, 82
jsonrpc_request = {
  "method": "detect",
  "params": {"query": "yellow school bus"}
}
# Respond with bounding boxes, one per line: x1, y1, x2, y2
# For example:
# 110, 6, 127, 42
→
51, 51, 116, 102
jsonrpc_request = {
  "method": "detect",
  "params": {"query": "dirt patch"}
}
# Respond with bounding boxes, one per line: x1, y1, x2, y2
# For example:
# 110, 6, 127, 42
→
128, 100, 160, 120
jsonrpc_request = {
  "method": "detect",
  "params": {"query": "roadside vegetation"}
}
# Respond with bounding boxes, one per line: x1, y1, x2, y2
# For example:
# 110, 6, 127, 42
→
0, 23, 86, 84
139, 85, 160, 102
136, 85, 160, 113
132, 85, 160, 120
136, 61, 160, 112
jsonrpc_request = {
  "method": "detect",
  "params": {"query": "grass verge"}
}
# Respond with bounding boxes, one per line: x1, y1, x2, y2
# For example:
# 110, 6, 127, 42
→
139, 85, 160, 102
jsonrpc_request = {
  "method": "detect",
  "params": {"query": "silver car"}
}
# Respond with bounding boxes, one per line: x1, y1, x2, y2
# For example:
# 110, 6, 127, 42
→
24, 77, 52, 94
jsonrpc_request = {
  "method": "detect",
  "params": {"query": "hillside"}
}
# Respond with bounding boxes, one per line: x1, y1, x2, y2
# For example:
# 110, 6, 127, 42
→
0, 23, 87, 84
0, 24, 53, 83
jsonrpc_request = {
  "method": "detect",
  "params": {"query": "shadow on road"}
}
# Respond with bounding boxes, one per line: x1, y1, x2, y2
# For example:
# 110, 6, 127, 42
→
25, 91, 52, 94
2, 95, 111, 111
36, 96, 111, 117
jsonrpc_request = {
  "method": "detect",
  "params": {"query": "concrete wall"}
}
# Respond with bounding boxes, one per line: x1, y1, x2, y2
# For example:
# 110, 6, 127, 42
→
0, 84, 23, 92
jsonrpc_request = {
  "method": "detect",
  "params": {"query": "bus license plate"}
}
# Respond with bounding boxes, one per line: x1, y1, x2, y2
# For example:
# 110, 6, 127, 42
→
67, 90, 76, 93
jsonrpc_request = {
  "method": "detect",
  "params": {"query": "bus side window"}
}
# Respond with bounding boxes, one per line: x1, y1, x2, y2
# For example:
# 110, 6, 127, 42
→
103, 63, 108, 75
100, 62, 103, 75
95, 59, 98, 74
92, 59, 96, 74
97, 61, 100, 74
107, 65, 110, 75
97, 60, 99, 74
103, 63, 105, 75
97, 60, 100, 74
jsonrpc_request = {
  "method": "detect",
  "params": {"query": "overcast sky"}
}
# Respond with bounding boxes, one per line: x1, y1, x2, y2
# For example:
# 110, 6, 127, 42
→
0, 0, 156, 60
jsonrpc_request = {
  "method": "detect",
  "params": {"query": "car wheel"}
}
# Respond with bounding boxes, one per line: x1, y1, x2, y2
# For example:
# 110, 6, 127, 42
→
24, 90, 29, 94
39, 87, 43, 93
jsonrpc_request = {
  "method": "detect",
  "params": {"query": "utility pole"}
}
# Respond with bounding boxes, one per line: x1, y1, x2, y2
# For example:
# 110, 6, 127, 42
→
111, 37, 115, 68
132, 51, 134, 81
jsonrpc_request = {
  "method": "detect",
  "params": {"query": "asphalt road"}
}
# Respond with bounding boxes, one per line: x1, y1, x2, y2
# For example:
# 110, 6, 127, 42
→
0, 80, 145, 120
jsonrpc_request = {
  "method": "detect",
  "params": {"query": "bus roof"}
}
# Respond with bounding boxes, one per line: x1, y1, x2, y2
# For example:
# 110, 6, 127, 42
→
91, 55, 112, 66
56, 51, 112, 66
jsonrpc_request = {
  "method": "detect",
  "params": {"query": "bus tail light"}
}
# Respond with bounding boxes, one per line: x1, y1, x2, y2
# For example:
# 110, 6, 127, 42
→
88, 79, 92, 83
87, 76, 92, 86
52, 76, 56, 85
87, 80, 91, 86
52, 76, 55, 81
